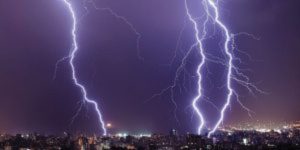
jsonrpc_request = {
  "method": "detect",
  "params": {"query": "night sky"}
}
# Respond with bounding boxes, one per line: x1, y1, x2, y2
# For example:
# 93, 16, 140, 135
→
0, 0, 300, 135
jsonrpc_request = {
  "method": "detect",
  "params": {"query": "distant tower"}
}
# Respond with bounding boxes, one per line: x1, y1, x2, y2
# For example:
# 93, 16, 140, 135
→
169, 129, 179, 147
169, 129, 178, 137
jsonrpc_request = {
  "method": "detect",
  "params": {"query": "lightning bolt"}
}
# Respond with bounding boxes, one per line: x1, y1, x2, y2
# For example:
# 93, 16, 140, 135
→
59, 0, 264, 137
170, 0, 266, 137
184, 0, 209, 135
61, 0, 107, 136
199, 0, 266, 137
205, 0, 233, 137
54, 0, 142, 81
146, 0, 209, 133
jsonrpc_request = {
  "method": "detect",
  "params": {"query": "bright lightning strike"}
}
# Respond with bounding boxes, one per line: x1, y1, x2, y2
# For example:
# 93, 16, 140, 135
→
54, 1, 142, 80
195, 0, 266, 137
61, 0, 107, 136
184, 0, 209, 135
145, 0, 211, 130
157, 0, 265, 137
59, 0, 264, 137
205, 0, 233, 138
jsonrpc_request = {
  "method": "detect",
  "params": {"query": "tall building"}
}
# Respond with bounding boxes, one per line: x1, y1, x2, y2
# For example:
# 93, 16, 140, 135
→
169, 129, 178, 137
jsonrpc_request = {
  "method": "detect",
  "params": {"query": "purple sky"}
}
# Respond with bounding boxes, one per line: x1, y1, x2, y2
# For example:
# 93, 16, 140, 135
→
0, 0, 300, 134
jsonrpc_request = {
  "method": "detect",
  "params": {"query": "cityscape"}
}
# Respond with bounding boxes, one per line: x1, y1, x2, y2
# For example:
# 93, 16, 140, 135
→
1, 122, 300, 149
1, 0, 300, 149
